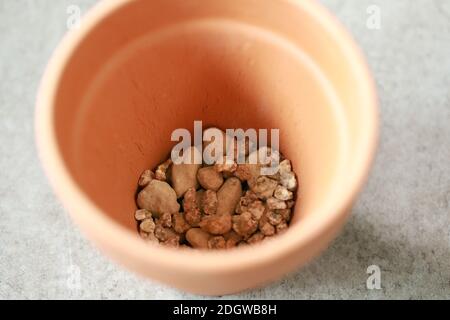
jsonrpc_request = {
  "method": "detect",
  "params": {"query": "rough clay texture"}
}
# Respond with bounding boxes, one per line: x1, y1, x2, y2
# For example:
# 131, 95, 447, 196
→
0, 0, 449, 299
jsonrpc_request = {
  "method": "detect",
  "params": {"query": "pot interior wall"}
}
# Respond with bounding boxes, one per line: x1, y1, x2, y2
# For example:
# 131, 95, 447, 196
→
54, 0, 350, 232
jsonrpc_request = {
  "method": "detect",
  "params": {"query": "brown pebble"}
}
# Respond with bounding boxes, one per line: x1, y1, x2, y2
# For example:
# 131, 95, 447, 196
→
171, 147, 202, 198
247, 232, 265, 244
266, 197, 287, 210
186, 228, 211, 249
183, 188, 202, 226
155, 159, 172, 182
216, 177, 242, 216
183, 187, 199, 211
267, 211, 283, 226
251, 176, 278, 200
235, 191, 258, 214
154, 225, 179, 243
138, 170, 154, 188
208, 236, 226, 249
172, 212, 191, 234
234, 163, 260, 183
197, 166, 224, 191
137, 180, 180, 217
260, 221, 275, 236
195, 188, 204, 206
135, 209, 151, 221
280, 171, 297, 191
247, 200, 265, 220
232, 212, 258, 238
158, 212, 172, 228
139, 218, 155, 233
275, 209, 292, 222
274, 185, 293, 201
199, 214, 232, 235
185, 208, 202, 227
224, 230, 242, 248
202, 190, 218, 215
215, 156, 238, 174
279, 159, 292, 174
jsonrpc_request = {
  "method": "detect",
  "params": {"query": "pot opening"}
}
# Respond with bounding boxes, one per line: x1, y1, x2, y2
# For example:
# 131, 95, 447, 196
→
53, 2, 347, 244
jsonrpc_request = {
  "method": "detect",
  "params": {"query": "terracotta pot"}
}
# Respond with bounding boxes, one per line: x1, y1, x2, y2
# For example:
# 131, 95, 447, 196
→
35, 0, 378, 295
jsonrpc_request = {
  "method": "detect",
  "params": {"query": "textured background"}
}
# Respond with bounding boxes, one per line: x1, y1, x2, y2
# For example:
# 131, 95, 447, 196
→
0, 0, 449, 299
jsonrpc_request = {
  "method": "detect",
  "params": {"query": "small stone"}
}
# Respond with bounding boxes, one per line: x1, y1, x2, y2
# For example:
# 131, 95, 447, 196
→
215, 156, 237, 174
197, 166, 224, 191
202, 190, 218, 215
247, 200, 265, 220
135, 209, 151, 221
251, 176, 278, 200
137, 180, 180, 217
199, 214, 232, 235
235, 190, 258, 214
216, 177, 242, 216
232, 212, 258, 238
172, 212, 191, 234
274, 185, 293, 200
155, 159, 172, 181
208, 236, 226, 249
266, 197, 287, 210
139, 218, 155, 233
183, 187, 203, 226
267, 211, 283, 226
138, 170, 154, 188
234, 163, 260, 183
183, 187, 199, 211
171, 146, 202, 198
247, 232, 265, 244
279, 159, 292, 175
224, 231, 242, 248
275, 209, 292, 222
186, 228, 211, 249
185, 208, 202, 227
280, 171, 297, 191
158, 212, 172, 228
154, 225, 179, 243
196, 189, 205, 210
260, 222, 275, 236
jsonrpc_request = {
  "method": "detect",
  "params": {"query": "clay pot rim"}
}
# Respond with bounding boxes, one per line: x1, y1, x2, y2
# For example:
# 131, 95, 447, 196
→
35, 0, 378, 274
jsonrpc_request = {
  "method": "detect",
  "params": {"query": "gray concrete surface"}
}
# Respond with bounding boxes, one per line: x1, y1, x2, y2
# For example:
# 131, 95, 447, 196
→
0, 0, 449, 299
